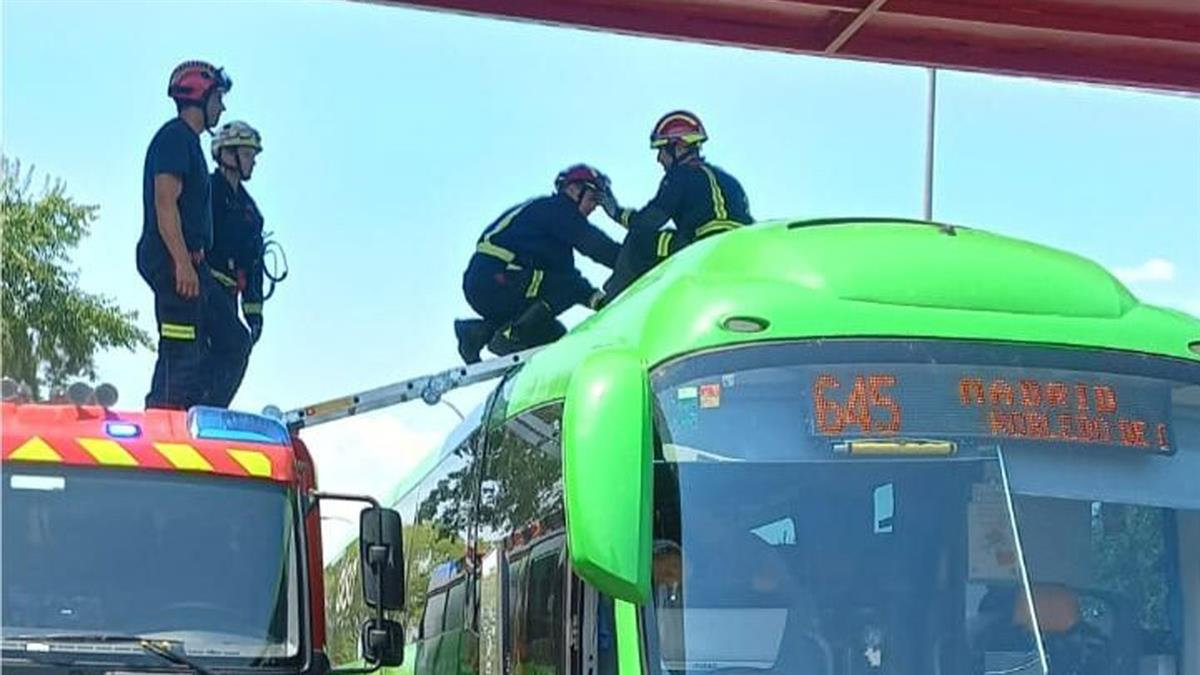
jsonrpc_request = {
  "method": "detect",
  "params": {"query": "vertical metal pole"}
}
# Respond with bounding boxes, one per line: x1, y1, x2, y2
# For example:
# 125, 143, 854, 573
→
997, 446, 1051, 674
923, 68, 938, 221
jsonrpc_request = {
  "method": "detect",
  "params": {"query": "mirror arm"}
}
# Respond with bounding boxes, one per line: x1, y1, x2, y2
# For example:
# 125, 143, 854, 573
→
314, 491, 396, 671
310, 491, 381, 509
328, 664, 382, 675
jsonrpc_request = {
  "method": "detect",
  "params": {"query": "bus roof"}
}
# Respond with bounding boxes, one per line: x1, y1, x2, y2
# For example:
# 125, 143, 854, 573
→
0, 403, 297, 483
505, 218, 1200, 415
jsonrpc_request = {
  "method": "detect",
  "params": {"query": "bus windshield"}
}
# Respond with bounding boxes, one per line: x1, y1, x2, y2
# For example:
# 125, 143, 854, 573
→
649, 340, 1200, 675
2, 466, 302, 668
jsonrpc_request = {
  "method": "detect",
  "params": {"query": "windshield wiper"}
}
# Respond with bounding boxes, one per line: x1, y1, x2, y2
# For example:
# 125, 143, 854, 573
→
4, 634, 216, 674
141, 639, 217, 675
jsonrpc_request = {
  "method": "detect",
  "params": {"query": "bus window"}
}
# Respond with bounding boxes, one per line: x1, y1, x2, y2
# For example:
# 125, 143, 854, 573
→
1180, 512, 1200, 675
446, 580, 467, 632
645, 338, 1200, 675
422, 590, 447, 640
1015, 496, 1193, 675
506, 554, 528, 673
479, 550, 503, 675
516, 542, 566, 675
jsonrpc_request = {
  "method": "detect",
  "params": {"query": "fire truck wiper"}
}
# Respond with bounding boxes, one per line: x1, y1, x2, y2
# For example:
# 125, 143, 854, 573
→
141, 638, 217, 675
5, 634, 216, 674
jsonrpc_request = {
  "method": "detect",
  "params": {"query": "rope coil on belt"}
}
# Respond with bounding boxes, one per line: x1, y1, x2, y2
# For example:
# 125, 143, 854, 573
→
262, 232, 289, 301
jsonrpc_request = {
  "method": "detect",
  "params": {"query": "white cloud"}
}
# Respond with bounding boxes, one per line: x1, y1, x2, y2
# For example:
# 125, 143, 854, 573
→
299, 411, 444, 563
1112, 258, 1177, 284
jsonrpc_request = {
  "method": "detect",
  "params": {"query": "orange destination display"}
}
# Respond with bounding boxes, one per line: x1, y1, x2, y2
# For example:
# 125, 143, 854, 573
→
810, 365, 1174, 454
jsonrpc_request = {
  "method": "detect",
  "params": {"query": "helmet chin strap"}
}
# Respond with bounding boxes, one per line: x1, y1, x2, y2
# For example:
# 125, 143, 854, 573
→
181, 98, 214, 132
201, 92, 216, 131
235, 151, 251, 181
220, 151, 251, 182
200, 87, 228, 131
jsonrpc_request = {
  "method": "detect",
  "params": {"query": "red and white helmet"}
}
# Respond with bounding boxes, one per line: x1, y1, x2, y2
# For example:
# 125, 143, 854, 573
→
554, 164, 610, 194
168, 60, 232, 105
650, 110, 707, 149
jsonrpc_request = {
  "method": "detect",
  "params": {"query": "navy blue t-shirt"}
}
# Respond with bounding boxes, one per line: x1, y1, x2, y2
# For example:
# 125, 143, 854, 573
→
137, 118, 212, 271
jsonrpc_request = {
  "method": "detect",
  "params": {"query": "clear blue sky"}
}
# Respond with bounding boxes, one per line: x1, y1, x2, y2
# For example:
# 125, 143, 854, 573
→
5, 0, 1198, 549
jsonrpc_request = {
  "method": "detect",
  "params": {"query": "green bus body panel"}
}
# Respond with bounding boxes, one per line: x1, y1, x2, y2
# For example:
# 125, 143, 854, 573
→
563, 349, 654, 603
508, 218, 1200, 416
616, 600, 643, 675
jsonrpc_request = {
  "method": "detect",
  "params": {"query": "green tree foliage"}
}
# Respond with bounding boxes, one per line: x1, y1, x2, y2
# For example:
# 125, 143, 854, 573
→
1, 157, 150, 398
325, 542, 366, 667
418, 410, 563, 540
1093, 504, 1170, 631
323, 406, 565, 667
325, 521, 466, 666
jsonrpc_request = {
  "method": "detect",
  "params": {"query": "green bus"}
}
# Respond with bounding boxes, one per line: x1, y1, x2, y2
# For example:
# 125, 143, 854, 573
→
329, 217, 1200, 675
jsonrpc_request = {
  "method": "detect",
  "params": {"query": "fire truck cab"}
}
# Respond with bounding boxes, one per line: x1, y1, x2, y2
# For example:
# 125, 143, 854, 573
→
1, 388, 405, 674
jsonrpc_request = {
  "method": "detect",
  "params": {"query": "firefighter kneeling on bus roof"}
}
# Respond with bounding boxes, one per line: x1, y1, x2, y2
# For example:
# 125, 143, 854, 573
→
599, 110, 753, 299
205, 121, 267, 407
453, 164, 621, 364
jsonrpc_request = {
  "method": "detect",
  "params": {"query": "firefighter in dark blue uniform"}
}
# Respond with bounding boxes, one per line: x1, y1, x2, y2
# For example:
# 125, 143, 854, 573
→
599, 111, 752, 298
137, 60, 231, 409
454, 165, 620, 363
206, 121, 266, 407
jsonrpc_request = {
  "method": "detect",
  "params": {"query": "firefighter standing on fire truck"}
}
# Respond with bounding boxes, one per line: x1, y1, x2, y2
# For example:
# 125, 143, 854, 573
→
138, 60, 232, 410
206, 121, 266, 407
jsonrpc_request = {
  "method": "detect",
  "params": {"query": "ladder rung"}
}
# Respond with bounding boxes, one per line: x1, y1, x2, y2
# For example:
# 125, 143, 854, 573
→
281, 346, 542, 431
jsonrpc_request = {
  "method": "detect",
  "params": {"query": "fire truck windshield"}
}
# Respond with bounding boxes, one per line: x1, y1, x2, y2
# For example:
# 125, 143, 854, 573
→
648, 340, 1200, 675
2, 465, 302, 667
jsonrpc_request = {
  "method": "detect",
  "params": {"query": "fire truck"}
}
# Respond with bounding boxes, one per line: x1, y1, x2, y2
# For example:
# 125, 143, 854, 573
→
1, 380, 406, 674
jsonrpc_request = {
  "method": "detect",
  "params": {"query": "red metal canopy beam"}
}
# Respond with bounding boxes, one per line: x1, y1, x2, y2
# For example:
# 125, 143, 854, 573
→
365, 0, 1200, 93
878, 0, 1200, 44
826, 0, 889, 54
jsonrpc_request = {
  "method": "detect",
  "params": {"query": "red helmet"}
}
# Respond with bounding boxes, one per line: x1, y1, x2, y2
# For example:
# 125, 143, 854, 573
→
168, 60, 232, 104
650, 110, 707, 149
554, 164, 610, 193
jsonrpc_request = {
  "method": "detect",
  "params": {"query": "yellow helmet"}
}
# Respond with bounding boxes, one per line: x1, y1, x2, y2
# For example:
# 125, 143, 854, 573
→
210, 120, 262, 161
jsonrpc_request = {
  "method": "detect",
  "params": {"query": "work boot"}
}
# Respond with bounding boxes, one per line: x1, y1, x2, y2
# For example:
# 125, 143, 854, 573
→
487, 324, 523, 357
487, 301, 564, 355
454, 318, 494, 364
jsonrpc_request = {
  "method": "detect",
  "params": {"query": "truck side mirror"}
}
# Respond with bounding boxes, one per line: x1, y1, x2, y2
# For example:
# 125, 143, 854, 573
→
360, 507, 405, 611
360, 618, 405, 667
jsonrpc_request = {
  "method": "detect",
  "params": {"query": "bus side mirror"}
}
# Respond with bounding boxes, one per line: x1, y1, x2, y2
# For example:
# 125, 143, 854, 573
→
562, 347, 652, 604
361, 617, 405, 667
360, 507, 405, 611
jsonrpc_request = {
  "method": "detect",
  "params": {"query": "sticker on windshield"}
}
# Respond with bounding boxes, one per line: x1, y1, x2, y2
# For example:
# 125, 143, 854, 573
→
677, 386, 699, 401
10, 475, 66, 491
968, 483, 1018, 581
699, 384, 721, 409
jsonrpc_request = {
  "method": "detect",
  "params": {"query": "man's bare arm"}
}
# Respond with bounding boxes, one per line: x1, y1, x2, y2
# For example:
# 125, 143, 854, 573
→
154, 173, 199, 299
